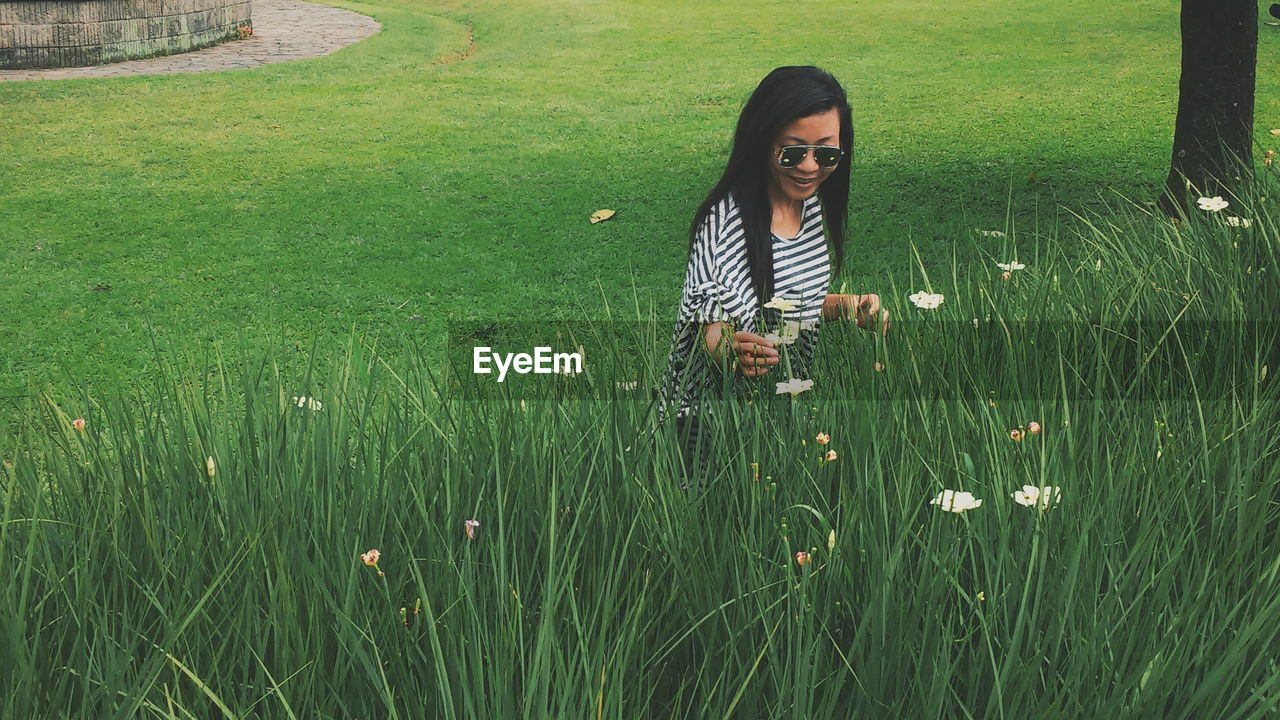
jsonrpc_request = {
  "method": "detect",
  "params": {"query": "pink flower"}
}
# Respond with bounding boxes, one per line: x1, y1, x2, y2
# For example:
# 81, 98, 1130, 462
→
873, 362, 885, 372
1001, 271, 1012, 281
1010, 429, 1024, 442
825, 450, 838, 462
1028, 421, 1041, 435
464, 519, 480, 540
795, 551, 811, 567
72, 417, 86, 432
815, 432, 830, 445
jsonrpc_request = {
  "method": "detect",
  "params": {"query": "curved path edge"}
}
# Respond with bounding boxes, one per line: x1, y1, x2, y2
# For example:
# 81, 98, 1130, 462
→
0, 0, 381, 82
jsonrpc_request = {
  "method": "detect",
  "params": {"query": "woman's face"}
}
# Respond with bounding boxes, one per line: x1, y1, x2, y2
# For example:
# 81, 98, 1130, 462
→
766, 108, 841, 205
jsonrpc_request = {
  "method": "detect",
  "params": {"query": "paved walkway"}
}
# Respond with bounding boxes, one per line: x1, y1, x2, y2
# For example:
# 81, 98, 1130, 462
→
0, 0, 380, 82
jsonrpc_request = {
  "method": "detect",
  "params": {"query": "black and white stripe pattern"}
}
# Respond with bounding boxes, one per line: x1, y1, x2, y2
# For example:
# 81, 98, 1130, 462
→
658, 192, 831, 424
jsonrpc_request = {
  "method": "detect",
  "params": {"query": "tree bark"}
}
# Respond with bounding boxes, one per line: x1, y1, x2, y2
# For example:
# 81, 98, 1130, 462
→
1161, 0, 1258, 214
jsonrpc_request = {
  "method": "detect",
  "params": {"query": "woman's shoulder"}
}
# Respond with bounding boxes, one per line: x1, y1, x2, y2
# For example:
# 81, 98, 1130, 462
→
694, 194, 745, 250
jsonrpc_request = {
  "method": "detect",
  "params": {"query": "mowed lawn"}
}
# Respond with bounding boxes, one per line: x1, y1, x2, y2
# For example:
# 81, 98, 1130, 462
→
2, 0, 1279, 407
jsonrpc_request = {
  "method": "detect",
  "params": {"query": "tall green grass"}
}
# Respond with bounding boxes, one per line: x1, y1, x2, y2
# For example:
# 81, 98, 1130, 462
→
3, 188, 1278, 718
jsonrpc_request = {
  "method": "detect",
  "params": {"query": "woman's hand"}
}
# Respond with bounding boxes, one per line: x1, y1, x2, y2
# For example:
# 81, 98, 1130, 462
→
703, 323, 779, 377
852, 294, 891, 334
823, 293, 892, 334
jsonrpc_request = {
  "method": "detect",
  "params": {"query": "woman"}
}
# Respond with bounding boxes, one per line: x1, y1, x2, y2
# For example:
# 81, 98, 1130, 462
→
657, 65, 890, 489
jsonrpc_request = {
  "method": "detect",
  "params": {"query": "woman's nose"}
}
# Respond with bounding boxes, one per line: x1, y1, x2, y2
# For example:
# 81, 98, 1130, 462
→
797, 150, 819, 172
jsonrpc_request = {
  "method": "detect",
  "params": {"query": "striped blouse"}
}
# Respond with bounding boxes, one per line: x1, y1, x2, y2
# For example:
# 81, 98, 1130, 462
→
657, 192, 831, 422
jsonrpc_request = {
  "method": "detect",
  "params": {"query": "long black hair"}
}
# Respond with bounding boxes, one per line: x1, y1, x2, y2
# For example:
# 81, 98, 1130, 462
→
689, 66, 853, 305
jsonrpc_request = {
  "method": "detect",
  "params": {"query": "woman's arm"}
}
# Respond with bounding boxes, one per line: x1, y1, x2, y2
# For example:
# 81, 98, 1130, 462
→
823, 293, 891, 332
822, 294, 859, 321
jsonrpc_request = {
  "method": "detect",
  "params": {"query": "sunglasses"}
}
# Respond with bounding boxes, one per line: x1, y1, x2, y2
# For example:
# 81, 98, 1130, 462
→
775, 144, 843, 169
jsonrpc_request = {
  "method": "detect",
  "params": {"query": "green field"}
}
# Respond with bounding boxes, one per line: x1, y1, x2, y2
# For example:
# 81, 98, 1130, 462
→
3, 0, 1280, 717
3, 0, 1279, 401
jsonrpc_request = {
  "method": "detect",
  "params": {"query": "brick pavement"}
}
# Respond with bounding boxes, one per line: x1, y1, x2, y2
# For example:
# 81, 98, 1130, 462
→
0, 0, 380, 82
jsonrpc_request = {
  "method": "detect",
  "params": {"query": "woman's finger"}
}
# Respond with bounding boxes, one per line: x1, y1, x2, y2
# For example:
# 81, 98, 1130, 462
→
733, 340, 778, 358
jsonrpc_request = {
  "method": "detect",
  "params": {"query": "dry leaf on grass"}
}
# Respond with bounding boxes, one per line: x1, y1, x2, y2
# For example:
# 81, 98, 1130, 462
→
589, 209, 616, 224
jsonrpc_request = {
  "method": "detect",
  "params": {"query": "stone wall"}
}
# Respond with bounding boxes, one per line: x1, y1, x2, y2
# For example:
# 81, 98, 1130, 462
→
0, 0, 252, 69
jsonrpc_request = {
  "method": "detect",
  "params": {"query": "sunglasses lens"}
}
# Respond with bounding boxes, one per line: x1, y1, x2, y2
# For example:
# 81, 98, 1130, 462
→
778, 147, 806, 167
815, 147, 841, 167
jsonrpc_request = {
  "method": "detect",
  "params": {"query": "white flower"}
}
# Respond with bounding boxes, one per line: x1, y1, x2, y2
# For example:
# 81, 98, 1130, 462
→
762, 333, 796, 346
930, 489, 983, 513
1012, 485, 1062, 510
976, 229, 1006, 237
775, 378, 814, 396
781, 320, 803, 339
1226, 216, 1252, 227
763, 297, 800, 312
909, 291, 945, 309
292, 396, 322, 411
1197, 196, 1229, 212
615, 380, 638, 390
996, 261, 1026, 272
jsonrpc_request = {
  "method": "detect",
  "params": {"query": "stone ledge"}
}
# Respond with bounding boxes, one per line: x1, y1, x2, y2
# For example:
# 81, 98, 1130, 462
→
0, 0, 251, 68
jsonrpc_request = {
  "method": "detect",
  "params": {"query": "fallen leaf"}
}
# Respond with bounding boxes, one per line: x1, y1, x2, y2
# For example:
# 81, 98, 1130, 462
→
589, 209, 616, 224
92, 283, 112, 291
1271, 128, 1280, 135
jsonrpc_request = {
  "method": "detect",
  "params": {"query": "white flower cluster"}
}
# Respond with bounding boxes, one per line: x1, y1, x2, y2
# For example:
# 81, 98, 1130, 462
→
909, 291, 944, 309
764, 320, 805, 346
1197, 196, 1229, 212
763, 296, 799, 312
775, 378, 814, 396
1012, 485, 1062, 510
292, 396, 323, 411
930, 490, 982, 512
930, 485, 1064, 514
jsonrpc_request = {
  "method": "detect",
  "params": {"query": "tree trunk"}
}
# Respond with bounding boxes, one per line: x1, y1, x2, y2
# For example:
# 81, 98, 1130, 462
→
1161, 0, 1258, 214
